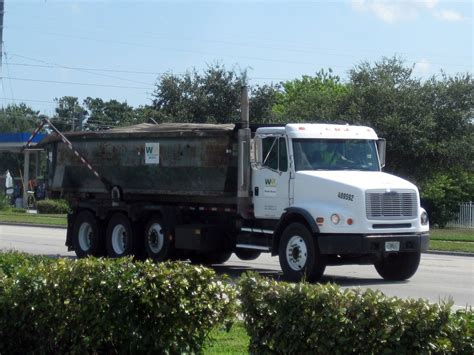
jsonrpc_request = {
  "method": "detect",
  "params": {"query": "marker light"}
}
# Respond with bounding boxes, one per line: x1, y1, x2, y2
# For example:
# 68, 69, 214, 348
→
331, 214, 340, 225
316, 217, 324, 225
347, 218, 354, 225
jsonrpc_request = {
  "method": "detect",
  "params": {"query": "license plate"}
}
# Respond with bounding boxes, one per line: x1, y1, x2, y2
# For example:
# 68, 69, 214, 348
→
385, 241, 400, 252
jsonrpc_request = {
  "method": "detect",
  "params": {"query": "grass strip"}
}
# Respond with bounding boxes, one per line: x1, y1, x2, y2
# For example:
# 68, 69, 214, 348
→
0, 212, 67, 226
204, 323, 250, 354
429, 240, 474, 253
430, 229, 474, 243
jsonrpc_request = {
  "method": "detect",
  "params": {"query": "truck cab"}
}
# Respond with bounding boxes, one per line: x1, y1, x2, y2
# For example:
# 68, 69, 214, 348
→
247, 123, 429, 281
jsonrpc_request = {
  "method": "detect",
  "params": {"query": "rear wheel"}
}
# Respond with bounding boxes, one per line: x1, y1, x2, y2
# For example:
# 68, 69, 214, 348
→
374, 252, 421, 281
72, 210, 104, 258
106, 213, 136, 258
144, 215, 175, 261
279, 222, 326, 282
235, 249, 261, 261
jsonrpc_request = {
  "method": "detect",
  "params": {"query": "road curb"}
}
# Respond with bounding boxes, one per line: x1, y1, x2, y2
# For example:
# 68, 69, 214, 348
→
0, 222, 67, 230
424, 250, 474, 257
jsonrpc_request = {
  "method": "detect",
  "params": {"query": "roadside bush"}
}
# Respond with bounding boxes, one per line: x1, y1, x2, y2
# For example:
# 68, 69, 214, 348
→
420, 170, 474, 227
36, 199, 70, 214
0, 192, 9, 210
239, 273, 473, 354
0, 251, 52, 277
0, 254, 237, 353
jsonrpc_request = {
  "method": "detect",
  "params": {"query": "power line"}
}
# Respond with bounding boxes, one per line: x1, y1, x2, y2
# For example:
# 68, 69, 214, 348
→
7, 24, 472, 66
0, 96, 55, 104
2, 76, 154, 90
9, 53, 156, 86
7, 61, 169, 76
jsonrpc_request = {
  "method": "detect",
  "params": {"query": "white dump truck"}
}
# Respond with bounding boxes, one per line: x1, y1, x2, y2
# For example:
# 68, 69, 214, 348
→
40, 88, 429, 282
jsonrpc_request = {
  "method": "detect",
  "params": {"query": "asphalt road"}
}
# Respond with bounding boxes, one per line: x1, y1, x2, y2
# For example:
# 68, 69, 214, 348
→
1, 224, 473, 309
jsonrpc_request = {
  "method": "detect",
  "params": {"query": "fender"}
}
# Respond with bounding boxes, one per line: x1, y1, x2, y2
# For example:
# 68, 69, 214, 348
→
271, 207, 320, 255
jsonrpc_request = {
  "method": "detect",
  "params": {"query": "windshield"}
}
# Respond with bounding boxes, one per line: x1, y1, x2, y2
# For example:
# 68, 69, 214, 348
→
292, 139, 380, 171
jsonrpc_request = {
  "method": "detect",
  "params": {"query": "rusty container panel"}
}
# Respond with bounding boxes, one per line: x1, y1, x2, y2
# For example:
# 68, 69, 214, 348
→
44, 123, 238, 199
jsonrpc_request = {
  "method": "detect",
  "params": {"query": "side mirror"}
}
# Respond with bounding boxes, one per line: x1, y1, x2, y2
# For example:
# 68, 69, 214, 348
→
377, 139, 386, 169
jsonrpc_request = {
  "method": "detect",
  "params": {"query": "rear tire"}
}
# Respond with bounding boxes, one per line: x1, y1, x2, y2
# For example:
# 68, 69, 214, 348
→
374, 252, 421, 281
144, 215, 175, 261
235, 249, 261, 261
72, 210, 104, 258
106, 213, 136, 258
279, 222, 326, 282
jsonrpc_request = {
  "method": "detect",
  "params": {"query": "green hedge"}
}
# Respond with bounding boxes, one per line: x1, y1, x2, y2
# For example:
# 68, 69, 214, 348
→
239, 273, 473, 354
36, 199, 70, 214
0, 254, 237, 353
1, 254, 472, 353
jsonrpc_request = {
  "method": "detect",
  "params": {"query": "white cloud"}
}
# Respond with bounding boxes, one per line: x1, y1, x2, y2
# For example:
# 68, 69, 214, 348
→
70, 3, 82, 14
350, 0, 425, 24
413, 59, 432, 77
350, 0, 466, 24
420, 0, 439, 10
435, 9, 465, 22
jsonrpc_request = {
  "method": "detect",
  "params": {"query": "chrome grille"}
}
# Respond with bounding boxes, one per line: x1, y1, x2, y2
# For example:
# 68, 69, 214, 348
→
366, 190, 417, 220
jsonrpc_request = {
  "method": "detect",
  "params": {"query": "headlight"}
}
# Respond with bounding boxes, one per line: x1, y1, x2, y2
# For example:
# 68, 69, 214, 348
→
421, 211, 429, 225
331, 214, 340, 225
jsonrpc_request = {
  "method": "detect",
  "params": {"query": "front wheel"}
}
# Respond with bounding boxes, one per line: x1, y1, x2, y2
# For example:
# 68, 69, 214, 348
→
278, 223, 326, 282
374, 252, 421, 281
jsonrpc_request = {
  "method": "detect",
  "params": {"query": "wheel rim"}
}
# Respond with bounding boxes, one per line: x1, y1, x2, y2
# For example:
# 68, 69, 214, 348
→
286, 235, 308, 271
147, 223, 164, 254
111, 224, 127, 254
78, 222, 92, 251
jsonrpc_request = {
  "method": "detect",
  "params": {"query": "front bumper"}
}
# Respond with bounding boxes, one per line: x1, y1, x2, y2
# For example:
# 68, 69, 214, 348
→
318, 232, 430, 255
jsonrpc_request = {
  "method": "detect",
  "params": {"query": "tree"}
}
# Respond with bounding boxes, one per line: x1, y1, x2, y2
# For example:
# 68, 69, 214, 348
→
52, 96, 87, 132
0, 104, 42, 176
249, 83, 281, 123
152, 64, 246, 123
347, 57, 473, 182
84, 97, 139, 130
0, 104, 41, 133
272, 69, 351, 123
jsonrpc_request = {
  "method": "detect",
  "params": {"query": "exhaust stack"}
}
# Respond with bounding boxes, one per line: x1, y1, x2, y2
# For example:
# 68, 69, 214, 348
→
237, 86, 252, 218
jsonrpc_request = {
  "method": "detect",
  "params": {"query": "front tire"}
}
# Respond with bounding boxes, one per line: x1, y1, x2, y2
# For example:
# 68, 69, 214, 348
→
106, 213, 136, 258
72, 210, 104, 258
279, 223, 326, 282
374, 252, 421, 281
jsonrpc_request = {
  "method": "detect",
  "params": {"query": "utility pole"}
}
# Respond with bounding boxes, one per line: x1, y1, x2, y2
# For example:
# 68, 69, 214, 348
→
0, 0, 5, 80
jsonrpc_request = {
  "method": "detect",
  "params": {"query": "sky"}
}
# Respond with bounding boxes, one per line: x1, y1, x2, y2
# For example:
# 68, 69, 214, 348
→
1, 0, 472, 116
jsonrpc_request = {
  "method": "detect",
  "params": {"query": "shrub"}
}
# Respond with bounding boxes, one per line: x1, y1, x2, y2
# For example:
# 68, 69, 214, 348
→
239, 273, 473, 354
420, 171, 474, 227
0, 254, 237, 353
0, 192, 9, 210
36, 199, 70, 214
0, 251, 52, 277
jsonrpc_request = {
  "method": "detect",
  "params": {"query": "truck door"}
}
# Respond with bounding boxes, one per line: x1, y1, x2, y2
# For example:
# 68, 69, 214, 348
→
252, 136, 290, 219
